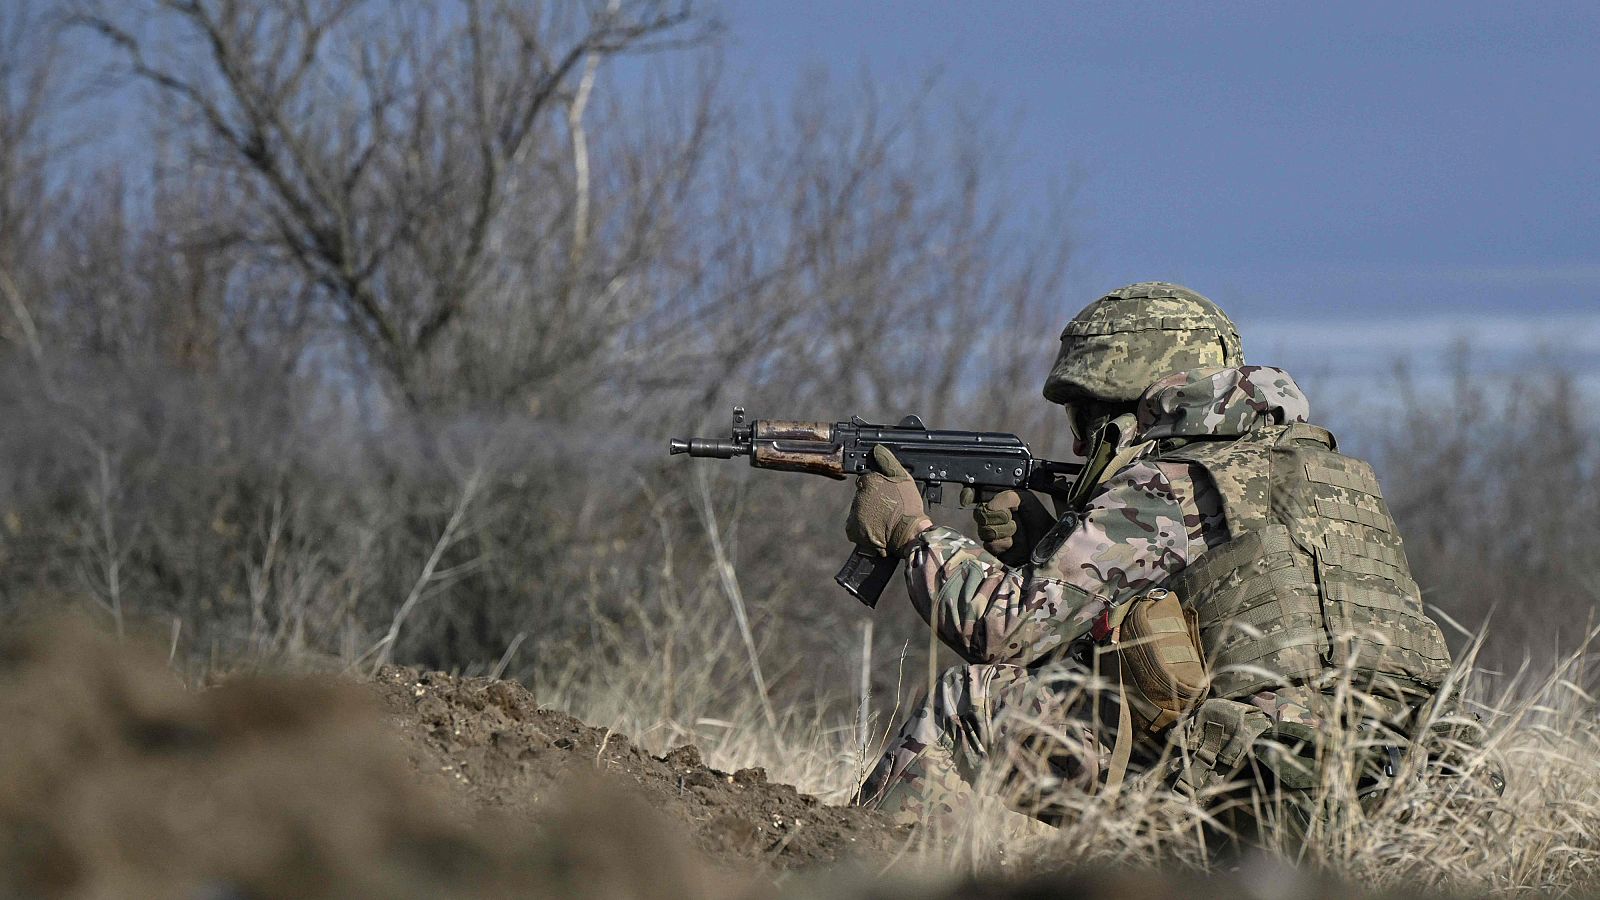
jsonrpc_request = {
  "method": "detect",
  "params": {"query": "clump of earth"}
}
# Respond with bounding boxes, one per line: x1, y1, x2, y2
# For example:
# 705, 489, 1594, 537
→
368, 664, 910, 871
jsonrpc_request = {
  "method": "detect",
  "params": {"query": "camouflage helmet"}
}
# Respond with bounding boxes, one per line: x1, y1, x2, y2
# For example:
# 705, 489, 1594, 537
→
1042, 282, 1244, 405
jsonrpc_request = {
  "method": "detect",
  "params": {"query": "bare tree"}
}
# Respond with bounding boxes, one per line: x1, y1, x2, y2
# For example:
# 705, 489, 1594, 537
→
74, 0, 701, 411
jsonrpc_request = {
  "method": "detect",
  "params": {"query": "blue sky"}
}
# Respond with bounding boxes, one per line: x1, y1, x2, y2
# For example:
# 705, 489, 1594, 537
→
718, 1, 1600, 378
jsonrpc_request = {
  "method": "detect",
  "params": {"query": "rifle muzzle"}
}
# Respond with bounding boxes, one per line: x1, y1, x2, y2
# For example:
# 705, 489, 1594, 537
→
669, 437, 745, 459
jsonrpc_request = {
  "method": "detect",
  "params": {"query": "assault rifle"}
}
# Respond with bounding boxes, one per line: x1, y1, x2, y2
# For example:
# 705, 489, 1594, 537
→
669, 407, 1080, 608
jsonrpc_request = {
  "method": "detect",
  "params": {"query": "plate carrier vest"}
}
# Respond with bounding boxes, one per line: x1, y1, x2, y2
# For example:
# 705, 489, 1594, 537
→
1159, 423, 1452, 703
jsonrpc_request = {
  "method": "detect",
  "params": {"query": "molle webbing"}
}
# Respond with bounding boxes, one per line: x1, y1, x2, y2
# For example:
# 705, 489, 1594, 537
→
1315, 500, 1393, 533
1322, 533, 1407, 572
1166, 523, 1327, 697
1305, 463, 1379, 496
1162, 426, 1451, 700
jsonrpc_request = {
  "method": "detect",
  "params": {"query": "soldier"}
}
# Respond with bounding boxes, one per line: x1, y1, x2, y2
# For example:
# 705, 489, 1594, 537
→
845, 282, 1460, 835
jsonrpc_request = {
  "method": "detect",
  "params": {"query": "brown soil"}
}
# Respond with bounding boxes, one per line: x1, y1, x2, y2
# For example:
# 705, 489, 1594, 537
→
369, 664, 910, 871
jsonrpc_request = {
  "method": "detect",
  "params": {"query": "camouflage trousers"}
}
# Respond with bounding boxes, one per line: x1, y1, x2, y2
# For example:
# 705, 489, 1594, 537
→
854, 662, 1499, 853
852, 663, 1361, 828
854, 662, 1150, 825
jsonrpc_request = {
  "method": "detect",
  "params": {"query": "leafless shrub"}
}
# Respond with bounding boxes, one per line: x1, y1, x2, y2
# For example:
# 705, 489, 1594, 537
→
1373, 347, 1600, 670
0, 0, 1071, 684
0, 1, 57, 364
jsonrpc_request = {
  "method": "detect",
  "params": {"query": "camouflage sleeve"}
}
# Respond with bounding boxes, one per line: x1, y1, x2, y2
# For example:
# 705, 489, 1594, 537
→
902, 460, 1197, 666
903, 527, 1043, 665
1036, 460, 1193, 606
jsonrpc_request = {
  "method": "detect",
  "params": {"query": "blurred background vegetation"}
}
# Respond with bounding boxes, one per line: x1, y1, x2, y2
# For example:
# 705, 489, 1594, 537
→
0, 0, 1593, 722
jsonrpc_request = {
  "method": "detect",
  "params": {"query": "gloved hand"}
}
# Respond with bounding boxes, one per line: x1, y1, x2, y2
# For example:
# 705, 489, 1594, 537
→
845, 445, 933, 558
962, 487, 1055, 566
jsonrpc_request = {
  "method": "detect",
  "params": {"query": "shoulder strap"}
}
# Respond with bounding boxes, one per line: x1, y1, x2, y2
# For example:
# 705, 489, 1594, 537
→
1274, 422, 1338, 451
1104, 630, 1134, 793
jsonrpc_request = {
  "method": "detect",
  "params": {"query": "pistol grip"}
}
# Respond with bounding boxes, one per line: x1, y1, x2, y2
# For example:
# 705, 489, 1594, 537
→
835, 546, 900, 608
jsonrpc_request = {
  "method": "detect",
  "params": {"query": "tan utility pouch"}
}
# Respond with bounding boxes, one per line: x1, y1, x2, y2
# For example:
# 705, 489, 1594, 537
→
1099, 589, 1210, 791
1112, 589, 1209, 735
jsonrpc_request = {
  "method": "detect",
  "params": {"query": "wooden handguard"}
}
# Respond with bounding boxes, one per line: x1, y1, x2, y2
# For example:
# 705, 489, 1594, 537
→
750, 440, 846, 479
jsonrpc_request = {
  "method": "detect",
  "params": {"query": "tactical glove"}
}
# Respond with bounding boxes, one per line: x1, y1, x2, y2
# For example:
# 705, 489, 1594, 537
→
963, 487, 1055, 566
845, 445, 933, 558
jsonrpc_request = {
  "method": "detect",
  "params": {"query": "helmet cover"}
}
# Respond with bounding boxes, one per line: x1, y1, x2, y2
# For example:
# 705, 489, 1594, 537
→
1042, 282, 1244, 405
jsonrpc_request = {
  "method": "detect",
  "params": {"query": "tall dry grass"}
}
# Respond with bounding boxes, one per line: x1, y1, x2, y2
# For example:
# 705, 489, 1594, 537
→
529, 569, 1600, 896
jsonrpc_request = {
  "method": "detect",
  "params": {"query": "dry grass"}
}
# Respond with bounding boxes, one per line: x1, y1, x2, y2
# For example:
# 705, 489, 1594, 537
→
532, 596, 1600, 897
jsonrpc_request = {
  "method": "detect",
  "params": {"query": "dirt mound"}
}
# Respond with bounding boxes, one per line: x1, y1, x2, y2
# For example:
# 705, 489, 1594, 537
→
370, 665, 909, 870
0, 621, 488, 898
0, 621, 748, 899
0, 620, 905, 899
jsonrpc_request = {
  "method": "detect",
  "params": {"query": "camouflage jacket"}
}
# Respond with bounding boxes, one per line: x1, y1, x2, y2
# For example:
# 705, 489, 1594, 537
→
904, 366, 1311, 666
